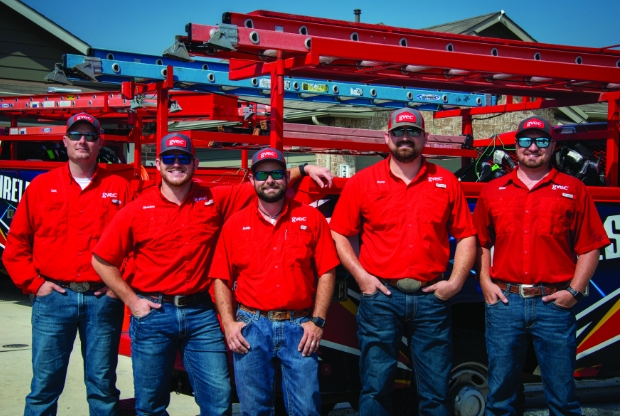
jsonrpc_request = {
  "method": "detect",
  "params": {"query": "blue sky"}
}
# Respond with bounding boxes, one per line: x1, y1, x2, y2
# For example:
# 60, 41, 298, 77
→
22, 0, 620, 56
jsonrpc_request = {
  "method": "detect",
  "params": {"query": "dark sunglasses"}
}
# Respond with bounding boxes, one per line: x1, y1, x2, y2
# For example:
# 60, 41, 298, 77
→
516, 137, 551, 148
254, 170, 285, 181
390, 127, 423, 137
160, 154, 193, 165
66, 132, 100, 142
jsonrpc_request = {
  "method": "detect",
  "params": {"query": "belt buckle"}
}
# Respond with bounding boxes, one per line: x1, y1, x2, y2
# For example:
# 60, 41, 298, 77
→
518, 284, 537, 298
173, 295, 186, 307
70, 282, 90, 293
396, 278, 422, 292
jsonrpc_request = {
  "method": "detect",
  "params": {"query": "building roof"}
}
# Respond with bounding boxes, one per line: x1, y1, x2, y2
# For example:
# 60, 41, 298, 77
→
0, 0, 90, 55
423, 10, 536, 42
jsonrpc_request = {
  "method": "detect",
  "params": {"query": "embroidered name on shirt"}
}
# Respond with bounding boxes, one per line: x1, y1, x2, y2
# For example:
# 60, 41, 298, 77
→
377, 181, 386, 184
552, 184, 569, 191
562, 193, 574, 199
194, 196, 208, 202
436, 183, 447, 188
142, 205, 155, 209
499, 187, 506, 190
204, 200, 214, 206
242, 226, 251, 230
50, 189, 57, 193
300, 225, 307, 230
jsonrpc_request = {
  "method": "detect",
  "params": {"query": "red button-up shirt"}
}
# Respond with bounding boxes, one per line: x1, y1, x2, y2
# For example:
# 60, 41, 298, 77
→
3, 164, 134, 294
330, 157, 476, 281
473, 168, 610, 284
209, 199, 340, 310
92, 181, 254, 295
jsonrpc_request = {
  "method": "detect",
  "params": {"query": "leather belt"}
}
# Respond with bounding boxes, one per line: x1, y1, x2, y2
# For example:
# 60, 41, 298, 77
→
239, 304, 310, 321
138, 292, 211, 307
44, 277, 105, 293
493, 280, 569, 298
379, 274, 444, 293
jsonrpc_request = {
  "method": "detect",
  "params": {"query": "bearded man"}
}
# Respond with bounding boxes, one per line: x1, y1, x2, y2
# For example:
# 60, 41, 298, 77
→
473, 116, 609, 414
210, 147, 339, 416
91, 134, 333, 415
329, 108, 477, 415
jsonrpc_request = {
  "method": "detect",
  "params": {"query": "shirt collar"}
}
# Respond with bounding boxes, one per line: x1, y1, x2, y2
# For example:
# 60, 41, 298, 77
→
63, 162, 100, 186
385, 155, 428, 184
504, 166, 559, 189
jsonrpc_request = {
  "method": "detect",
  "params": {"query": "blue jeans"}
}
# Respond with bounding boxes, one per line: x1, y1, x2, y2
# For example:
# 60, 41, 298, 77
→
129, 295, 231, 416
485, 288, 580, 415
357, 287, 452, 416
26, 288, 124, 416
234, 308, 320, 416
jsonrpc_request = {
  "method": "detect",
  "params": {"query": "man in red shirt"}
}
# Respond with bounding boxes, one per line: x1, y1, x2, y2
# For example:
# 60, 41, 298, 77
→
91, 135, 332, 415
210, 148, 339, 415
330, 108, 477, 415
474, 116, 610, 414
3, 112, 133, 415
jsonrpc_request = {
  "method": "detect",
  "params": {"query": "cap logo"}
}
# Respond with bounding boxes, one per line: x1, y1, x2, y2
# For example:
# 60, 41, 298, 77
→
75, 114, 94, 123
166, 138, 186, 147
259, 151, 277, 159
396, 112, 417, 123
524, 120, 545, 129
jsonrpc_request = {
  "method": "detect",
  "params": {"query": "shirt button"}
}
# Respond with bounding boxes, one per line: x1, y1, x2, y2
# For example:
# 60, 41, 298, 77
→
78, 252, 82, 256
80, 211, 83, 214
407, 205, 411, 208
77, 273, 80, 277
274, 247, 277, 250
525, 272, 529, 276
409, 266, 413, 270
275, 265, 278, 269
525, 210, 530, 214
409, 245, 413, 249
524, 230, 528, 234
79, 231, 82, 235
185, 242, 189, 246
524, 251, 528, 255
408, 224, 412, 227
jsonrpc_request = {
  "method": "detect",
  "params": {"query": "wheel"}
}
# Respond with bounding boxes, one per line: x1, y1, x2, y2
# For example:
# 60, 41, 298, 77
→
449, 329, 489, 416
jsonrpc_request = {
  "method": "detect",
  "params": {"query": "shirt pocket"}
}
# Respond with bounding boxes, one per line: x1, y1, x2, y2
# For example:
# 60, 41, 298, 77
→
488, 196, 520, 235
189, 204, 220, 245
37, 202, 67, 237
420, 187, 450, 225
362, 191, 396, 231
285, 228, 314, 270
543, 196, 576, 237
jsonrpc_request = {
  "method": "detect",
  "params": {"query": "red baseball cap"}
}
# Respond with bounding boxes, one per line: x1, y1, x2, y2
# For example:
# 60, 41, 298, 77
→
516, 116, 553, 139
251, 147, 286, 171
387, 108, 425, 132
67, 112, 101, 132
159, 133, 195, 156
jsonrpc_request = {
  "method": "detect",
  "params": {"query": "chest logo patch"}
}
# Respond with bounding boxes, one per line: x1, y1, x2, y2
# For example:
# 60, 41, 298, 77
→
143, 205, 155, 209
292, 217, 307, 222
102, 192, 117, 198
552, 184, 569, 191
428, 177, 443, 182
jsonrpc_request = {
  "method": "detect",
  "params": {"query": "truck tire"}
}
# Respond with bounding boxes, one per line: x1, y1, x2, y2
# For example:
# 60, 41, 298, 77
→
449, 329, 489, 416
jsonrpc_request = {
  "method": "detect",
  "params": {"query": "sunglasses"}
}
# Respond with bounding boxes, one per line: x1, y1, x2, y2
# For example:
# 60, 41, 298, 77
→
66, 132, 100, 142
254, 170, 285, 181
390, 127, 423, 137
160, 154, 193, 165
516, 137, 551, 148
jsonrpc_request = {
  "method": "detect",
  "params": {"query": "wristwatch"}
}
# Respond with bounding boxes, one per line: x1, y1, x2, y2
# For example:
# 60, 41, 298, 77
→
566, 286, 584, 301
299, 163, 308, 177
311, 316, 326, 328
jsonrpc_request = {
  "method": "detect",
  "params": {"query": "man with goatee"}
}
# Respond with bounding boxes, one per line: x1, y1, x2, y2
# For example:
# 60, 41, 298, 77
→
210, 148, 339, 416
474, 116, 609, 414
91, 134, 333, 415
330, 108, 477, 415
